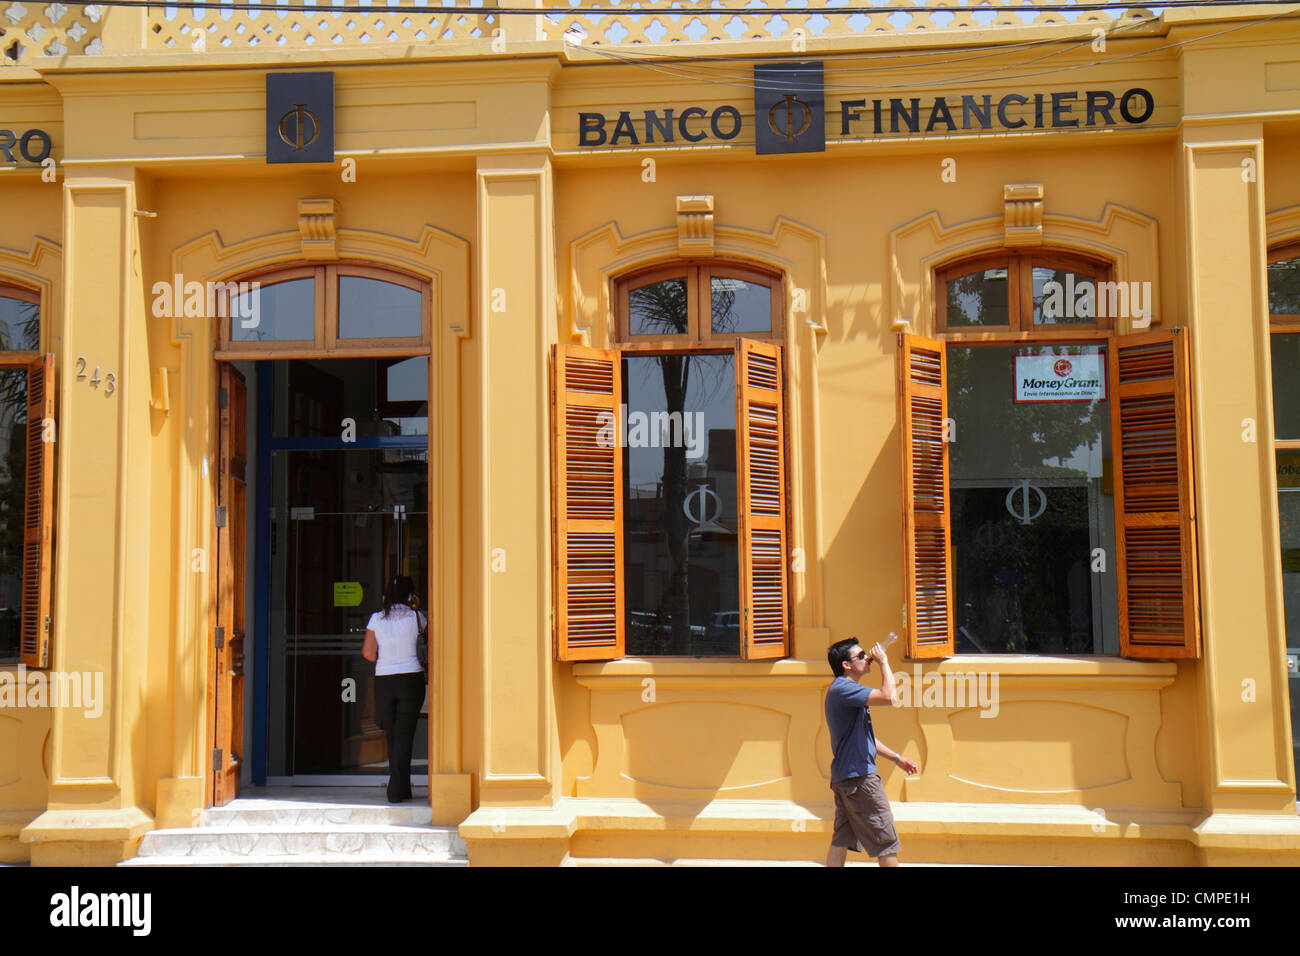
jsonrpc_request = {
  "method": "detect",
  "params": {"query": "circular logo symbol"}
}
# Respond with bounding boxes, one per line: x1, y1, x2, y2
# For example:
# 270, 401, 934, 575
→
1005, 480, 1048, 525
1053, 358, 1073, 377
768, 94, 812, 144
683, 483, 723, 527
278, 103, 321, 152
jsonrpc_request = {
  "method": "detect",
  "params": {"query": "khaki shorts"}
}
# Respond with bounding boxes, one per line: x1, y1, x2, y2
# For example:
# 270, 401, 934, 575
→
831, 773, 900, 858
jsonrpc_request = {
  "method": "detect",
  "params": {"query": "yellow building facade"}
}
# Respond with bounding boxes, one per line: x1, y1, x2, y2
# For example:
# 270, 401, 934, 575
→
2, 0, 1300, 866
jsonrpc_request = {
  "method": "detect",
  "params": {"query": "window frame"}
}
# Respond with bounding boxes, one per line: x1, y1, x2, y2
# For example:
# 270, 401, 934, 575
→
0, 280, 42, 361
563, 259, 790, 661
0, 280, 52, 669
920, 251, 1199, 661
1269, 241, 1300, 330
936, 249, 1115, 338
215, 261, 432, 359
613, 260, 784, 350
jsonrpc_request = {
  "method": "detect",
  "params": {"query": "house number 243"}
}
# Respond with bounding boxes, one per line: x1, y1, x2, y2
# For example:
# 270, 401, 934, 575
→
75, 356, 116, 396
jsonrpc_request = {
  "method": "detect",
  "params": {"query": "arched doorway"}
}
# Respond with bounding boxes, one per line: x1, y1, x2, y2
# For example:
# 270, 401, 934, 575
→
212, 262, 433, 801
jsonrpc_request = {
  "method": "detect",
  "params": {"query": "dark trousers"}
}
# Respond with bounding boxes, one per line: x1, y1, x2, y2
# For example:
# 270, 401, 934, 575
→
374, 671, 425, 800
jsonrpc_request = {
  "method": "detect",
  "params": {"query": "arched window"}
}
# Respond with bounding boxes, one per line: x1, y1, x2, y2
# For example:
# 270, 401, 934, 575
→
0, 280, 52, 669
937, 250, 1114, 333
216, 263, 430, 356
0, 282, 40, 353
1270, 241, 1300, 325
552, 260, 789, 662
900, 249, 1198, 663
1266, 242, 1300, 756
615, 262, 782, 343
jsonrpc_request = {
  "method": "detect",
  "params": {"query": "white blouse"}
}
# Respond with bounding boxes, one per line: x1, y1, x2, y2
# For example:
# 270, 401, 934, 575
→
367, 605, 427, 676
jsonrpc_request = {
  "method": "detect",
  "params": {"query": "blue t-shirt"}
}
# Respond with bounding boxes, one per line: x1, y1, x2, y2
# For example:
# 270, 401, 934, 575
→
825, 676, 877, 782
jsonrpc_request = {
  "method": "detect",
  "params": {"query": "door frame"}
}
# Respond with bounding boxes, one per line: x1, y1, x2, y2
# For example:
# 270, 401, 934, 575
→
209, 363, 248, 806
249, 358, 431, 785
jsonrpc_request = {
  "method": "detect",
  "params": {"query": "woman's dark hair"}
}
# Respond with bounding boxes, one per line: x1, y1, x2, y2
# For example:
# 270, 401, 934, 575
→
827, 637, 861, 677
382, 575, 417, 619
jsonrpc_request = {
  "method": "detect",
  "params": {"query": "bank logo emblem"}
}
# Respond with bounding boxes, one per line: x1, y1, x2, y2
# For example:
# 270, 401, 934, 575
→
1005, 480, 1047, 525
769, 94, 812, 143
266, 72, 334, 164
278, 104, 321, 153
683, 483, 723, 527
754, 61, 824, 155
1054, 359, 1072, 377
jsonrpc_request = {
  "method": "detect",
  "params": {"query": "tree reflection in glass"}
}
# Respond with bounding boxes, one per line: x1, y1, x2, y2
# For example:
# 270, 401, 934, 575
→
624, 277, 738, 655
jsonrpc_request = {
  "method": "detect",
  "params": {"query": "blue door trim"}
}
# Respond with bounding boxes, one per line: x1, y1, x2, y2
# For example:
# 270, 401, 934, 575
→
250, 360, 429, 785
252, 360, 272, 785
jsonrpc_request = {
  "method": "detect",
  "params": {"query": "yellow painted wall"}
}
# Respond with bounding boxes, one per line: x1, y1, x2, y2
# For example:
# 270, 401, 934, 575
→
0, 10, 1297, 864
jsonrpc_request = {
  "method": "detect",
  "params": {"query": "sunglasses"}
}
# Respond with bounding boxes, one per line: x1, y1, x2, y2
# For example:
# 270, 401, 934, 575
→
852, 650, 869, 662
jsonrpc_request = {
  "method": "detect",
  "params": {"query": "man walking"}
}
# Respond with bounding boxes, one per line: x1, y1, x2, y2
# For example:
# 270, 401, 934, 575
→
825, 637, 919, 867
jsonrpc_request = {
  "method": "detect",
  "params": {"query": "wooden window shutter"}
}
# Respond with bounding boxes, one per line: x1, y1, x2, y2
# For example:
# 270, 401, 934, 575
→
1110, 329, 1200, 658
20, 354, 54, 668
551, 344, 625, 661
736, 338, 789, 659
897, 334, 954, 658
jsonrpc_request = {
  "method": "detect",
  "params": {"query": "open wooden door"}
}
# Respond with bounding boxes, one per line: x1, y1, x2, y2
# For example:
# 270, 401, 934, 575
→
213, 364, 247, 805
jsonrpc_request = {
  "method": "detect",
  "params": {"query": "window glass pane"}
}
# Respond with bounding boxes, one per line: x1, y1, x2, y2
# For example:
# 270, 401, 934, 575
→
629, 277, 688, 336
711, 277, 771, 334
1270, 256, 1300, 315
273, 358, 427, 439
1274, 451, 1300, 775
945, 266, 1010, 327
1032, 267, 1102, 325
338, 276, 422, 340
232, 277, 314, 343
1273, 333, 1300, 441
947, 344, 1118, 654
623, 353, 738, 655
0, 368, 26, 664
0, 296, 39, 351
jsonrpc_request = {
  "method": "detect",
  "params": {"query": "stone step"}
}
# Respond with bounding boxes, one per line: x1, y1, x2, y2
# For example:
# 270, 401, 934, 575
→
565, 857, 1023, 866
129, 824, 466, 862
202, 803, 433, 828
121, 854, 466, 867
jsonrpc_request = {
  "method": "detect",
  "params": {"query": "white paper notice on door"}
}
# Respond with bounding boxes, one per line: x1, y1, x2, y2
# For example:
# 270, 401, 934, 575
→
1014, 354, 1106, 403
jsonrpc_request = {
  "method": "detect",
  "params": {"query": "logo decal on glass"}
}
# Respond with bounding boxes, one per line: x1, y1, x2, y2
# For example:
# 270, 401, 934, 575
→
1005, 480, 1047, 526
684, 483, 723, 528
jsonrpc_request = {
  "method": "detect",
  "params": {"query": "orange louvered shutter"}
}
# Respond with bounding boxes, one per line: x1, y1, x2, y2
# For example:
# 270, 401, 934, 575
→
552, 344, 624, 661
736, 339, 788, 660
1110, 329, 1200, 659
20, 354, 54, 668
897, 334, 954, 658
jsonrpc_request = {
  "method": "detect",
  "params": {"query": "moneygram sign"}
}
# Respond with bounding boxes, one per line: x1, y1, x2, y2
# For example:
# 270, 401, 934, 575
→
1014, 354, 1107, 403
575, 61, 1154, 152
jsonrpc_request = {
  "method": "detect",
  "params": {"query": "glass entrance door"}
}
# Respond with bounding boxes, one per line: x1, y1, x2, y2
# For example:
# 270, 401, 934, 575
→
258, 357, 430, 783
278, 485, 428, 777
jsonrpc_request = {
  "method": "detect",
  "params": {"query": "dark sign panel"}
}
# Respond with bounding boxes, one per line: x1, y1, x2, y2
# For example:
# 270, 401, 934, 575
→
266, 72, 334, 164
754, 62, 824, 156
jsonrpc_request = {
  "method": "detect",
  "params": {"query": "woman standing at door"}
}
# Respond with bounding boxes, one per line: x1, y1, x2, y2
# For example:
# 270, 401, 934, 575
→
361, 575, 427, 803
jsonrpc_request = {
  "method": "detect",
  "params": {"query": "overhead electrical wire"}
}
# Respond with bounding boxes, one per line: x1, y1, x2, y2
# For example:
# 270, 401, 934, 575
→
24, 0, 1300, 14
21, 0, 1299, 101
569, 2, 1300, 92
